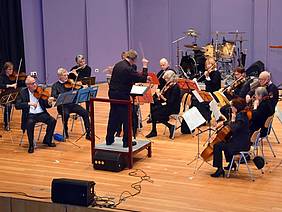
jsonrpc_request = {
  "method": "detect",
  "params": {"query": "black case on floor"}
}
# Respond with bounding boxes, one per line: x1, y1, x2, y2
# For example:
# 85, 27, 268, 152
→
93, 150, 126, 172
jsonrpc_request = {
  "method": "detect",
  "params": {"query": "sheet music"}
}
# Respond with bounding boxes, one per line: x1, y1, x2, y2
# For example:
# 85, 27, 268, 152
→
130, 85, 148, 95
182, 106, 206, 131
192, 90, 204, 103
209, 100, 221, 121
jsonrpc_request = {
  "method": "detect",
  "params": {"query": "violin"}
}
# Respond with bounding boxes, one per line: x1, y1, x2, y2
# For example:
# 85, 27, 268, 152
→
64, 79, 83, 89
9, 72, 27, 81
223, 76, 246, 95
33, 86, 51, 100
201, 124, 232, 161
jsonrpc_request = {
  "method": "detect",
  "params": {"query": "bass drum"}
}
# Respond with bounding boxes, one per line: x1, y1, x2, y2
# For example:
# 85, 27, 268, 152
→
220, 42, 235, 59
203, 44, 214, 58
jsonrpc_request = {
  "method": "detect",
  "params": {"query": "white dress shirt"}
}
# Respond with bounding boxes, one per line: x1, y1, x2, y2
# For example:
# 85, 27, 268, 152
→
28, 90, 44, 114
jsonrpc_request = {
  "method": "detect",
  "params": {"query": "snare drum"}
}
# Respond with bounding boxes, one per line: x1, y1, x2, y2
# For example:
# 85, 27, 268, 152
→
220, 42, 235, 59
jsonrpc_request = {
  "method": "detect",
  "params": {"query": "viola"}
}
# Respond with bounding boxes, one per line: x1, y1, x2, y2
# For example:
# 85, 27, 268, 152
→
201, 124, 232, 161
64, 79, 83, 90
33, 86, 51, 100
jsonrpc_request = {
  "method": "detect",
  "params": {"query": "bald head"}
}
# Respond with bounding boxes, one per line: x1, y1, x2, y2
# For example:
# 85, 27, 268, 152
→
258, 71, 271, 86
160, 58, 169, 70
25, 76, 37, 92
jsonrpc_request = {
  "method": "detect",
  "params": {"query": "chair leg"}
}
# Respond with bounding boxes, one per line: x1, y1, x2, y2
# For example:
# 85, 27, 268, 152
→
271, 127, 280, 144
265, 136, 276, 157
19, 132, 25, 146
70, 115, 75, 132
227, 156, 235, 178
79, 116, 85, 133
242, 153, 255, 181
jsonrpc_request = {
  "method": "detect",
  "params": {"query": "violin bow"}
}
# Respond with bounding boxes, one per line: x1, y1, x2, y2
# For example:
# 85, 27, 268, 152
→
15, 58, 23, 84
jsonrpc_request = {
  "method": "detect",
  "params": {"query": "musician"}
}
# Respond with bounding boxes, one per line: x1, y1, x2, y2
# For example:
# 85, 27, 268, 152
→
70, 54, 92, 112
203, 56, 221, 92
249, 87, 274, 137
211, 97, 250, 177
146, 70, 181, 139
51, 68, 91, 140
246, 71, 279, 111
106, 49, 150, 148
157, 58, 172, 90
220, 67, 251, 119
15, 76, 56, 153
0, 62, 25, 130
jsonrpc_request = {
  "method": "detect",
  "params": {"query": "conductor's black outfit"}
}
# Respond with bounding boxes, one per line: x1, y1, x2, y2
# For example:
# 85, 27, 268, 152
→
213, 111, 250, 168
15, 88, 56, 151
106, 59, 148, 147
51, 81, 91, 139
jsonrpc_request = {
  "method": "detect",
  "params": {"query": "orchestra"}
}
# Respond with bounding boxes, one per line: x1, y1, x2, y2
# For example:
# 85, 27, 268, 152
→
1, 48, 281, 180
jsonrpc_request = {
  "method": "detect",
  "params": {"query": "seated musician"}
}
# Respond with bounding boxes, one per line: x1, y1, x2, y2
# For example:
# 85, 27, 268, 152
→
211, 97, 250, 177
0, 62, 25, 131
51, 68, 91, 140
146, 70, 181, 139
246, 71, 279, 112
70, 54, 92, 112
220, 67, 251, 120
249, 87, 274, 137
15, 76, 56, 153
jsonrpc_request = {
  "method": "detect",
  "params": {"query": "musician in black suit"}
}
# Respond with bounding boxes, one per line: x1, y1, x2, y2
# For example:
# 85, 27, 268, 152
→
249, 87, 274, 137
211, 97, 250, 177
157, 58, 172, 90
0, 62, 25, 130
106, 49, 150, 148
203, 57, 221, 93
51, 68, 91, 140
146, 70, 181, 139
15, 76, 56, 153
220, 67, 251, 120
69, 54, 92, 112
246, 71, 279, 112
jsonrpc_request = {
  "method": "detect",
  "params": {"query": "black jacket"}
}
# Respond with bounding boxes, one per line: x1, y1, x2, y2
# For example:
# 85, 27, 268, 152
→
15, 88, 52, 130
204, 70, 221, 92
227, 111, 250, 153
0, 73, 25, 89
109, 60, 148, 100
69, 65, 91, 80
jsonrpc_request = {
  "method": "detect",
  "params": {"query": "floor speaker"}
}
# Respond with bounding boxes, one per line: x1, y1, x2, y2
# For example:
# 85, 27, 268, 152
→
51, 178, 95, 206
93, 150, 126, 172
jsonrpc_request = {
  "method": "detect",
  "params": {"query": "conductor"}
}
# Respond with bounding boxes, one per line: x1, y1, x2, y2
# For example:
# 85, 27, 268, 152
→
106, 49, 150, 148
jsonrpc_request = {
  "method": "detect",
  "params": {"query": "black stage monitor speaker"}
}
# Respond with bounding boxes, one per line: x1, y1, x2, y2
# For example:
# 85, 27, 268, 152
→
246, 60, 265, 77
93, 150, 126, 172
51, 178, 95, 206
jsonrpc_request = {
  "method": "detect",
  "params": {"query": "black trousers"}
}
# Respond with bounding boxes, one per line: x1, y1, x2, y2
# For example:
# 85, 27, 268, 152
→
212, 142, 233, 168
3, 103, 12, 127
57, 103, 90, 136
26, 112, 56, 147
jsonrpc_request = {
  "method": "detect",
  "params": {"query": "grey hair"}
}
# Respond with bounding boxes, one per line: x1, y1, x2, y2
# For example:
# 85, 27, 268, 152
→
57, 67, 67, 76
255, 86, 268, 97
163, 70, 177, 82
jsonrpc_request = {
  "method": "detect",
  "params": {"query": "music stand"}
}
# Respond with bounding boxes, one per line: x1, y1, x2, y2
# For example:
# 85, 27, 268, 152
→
183, 107, 207, 173
130, 85, 149, 138
81, 76, 96, 86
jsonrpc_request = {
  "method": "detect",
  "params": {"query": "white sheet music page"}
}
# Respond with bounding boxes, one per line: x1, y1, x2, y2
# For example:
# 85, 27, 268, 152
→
192, 90, 204, 103
182, 106, 206, 131
130, 85, 148, 95
209, 100, 221, 121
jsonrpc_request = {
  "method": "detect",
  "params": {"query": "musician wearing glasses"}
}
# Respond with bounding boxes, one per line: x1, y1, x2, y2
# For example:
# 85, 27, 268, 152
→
51, 68, 91, 140
146, 70, 181, 139
15, 76, 56, 153
106, 49, 150, 148
0, 62, 25, 131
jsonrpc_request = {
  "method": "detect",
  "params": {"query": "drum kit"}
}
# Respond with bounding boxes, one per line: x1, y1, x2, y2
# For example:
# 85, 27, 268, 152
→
174, 28, 248, 84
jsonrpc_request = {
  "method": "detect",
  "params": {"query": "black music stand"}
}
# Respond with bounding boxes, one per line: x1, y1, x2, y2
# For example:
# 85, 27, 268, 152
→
130, 85, 149, 139
81, 76, 96, 86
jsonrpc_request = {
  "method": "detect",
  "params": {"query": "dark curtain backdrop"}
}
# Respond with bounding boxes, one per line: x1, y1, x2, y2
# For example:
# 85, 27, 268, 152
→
0, 0, 25, 72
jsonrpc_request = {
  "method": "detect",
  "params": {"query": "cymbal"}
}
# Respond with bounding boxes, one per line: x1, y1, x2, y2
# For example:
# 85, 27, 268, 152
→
184, 44, 204, 51
183, 28, 199, 37
228, 31, 246, 34
212, 31, 227, 35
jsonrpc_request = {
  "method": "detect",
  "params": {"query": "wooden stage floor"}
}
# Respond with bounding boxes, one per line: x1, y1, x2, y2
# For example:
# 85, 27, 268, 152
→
0, 83, 282, 212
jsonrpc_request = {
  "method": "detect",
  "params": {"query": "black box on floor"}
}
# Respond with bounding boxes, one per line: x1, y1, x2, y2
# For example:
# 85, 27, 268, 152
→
51, 178, 95, 206
93, 150, 126, 172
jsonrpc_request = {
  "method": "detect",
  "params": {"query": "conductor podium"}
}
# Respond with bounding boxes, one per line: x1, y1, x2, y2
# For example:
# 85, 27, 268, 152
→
90, 85, 152, 171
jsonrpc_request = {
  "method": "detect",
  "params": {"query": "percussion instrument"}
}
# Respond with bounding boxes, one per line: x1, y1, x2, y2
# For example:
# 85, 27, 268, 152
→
219, 42, 235, 59
203, 44, 214, 58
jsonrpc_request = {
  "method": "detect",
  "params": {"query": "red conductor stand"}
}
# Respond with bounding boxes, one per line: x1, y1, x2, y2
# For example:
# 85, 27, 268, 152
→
90, 97, 152, 169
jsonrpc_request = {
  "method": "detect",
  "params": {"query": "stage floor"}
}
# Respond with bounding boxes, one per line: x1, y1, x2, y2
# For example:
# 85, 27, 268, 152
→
0, 83, 282, 212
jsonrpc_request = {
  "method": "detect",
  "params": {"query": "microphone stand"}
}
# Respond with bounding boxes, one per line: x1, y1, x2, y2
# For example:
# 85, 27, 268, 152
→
172, 36, 186, 66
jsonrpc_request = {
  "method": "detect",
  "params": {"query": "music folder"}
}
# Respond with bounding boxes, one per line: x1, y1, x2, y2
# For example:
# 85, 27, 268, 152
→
75, 86, 98, 104
55, 90, 78, 107
130, 85, 149, 96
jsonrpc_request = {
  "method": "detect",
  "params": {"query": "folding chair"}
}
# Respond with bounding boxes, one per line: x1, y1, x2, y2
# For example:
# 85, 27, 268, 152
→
260, 115, 276, 158
19, 122, 46, 147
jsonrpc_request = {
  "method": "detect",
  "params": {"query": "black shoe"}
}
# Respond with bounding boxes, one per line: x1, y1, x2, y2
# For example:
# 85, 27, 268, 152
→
147, 117, 152, 124
169, 125, 175, 139
224, 162, 237, 171
123, 141, 137, 148
145, 131, 157, 138
86, 133, 91, 140
28, 146, 34, 154
210, 168, 225, 178
44, 142, 56, 147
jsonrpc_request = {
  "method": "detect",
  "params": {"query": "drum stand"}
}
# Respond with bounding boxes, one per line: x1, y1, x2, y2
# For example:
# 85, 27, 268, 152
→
172, 36, 186, 66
